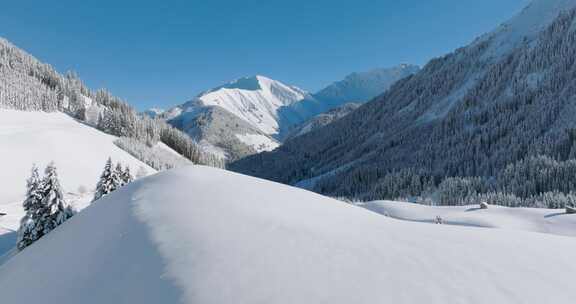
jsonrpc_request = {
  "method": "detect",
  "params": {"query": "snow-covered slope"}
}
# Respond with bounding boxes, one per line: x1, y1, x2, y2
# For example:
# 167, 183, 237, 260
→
362, 201, 576, 237
1, 166, 576, 303
0, 109, 154, 232
477, 0, 576, 58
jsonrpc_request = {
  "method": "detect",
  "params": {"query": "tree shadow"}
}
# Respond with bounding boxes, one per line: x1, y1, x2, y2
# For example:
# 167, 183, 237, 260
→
544, 212, 567, 218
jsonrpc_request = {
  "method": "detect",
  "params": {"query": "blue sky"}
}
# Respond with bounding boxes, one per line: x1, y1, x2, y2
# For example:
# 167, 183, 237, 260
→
0, 0, 528, 110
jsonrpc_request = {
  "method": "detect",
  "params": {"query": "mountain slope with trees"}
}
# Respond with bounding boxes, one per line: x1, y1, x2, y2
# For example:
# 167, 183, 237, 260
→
230, 0, 576, 207
0, 37, 222, 167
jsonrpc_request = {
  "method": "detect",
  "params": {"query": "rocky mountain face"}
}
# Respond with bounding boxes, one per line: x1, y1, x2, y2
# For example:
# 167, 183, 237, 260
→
230, 0, 576, 200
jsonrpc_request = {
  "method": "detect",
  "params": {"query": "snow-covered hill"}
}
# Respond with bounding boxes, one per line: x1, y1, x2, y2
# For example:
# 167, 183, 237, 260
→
362, 201, 576, 237
0, 109, 154, 233
0, 166, 575, 303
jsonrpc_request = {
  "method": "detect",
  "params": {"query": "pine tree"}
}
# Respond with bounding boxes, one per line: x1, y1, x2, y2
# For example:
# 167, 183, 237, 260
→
36, 163, 74, 235
93, 157, 120, 202
115, 162, 125, 187
17, 165, 43, 250
17, 163, 74, 250
22, 165, 42, 212
122, 165, 134, 185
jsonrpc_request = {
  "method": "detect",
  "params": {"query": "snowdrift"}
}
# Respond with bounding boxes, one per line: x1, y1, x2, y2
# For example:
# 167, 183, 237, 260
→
0, 166, 575, 304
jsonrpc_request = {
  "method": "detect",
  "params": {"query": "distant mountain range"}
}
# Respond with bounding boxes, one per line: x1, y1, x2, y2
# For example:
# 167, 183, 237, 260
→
149, 65, 419, 160
230, 0, 576, 201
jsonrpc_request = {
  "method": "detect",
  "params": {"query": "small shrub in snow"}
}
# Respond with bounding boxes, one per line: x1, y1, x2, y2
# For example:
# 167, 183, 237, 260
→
480, 202, 489, 209
566, 206, 576, 214
434, 216, 443, 224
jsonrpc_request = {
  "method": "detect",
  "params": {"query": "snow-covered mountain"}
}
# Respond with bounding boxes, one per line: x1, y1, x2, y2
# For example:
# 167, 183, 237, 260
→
313, 64, 420, 105
174, 75, 312, 136
168, 105, 279, 160
1, 166, 576, 304
231, 0, 576, 202
160, 67, 418, 160
156, 75, 312, 160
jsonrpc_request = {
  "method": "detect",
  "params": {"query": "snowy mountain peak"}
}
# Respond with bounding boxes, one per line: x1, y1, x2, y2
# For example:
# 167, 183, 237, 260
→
314, 64, 420, 104
181, 75, 310, 135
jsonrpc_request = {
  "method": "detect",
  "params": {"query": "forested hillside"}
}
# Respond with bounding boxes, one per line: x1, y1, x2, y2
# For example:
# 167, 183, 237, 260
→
231, 3, 576, 208
0, 38, 223, 168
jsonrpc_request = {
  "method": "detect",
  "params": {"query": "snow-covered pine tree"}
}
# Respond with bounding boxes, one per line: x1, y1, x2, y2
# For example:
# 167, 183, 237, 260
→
122, 165, 134, 185
36, 163, 74, 235
17, 165, 43, 250
22, 165, 42, 212
115, 162, 125, 187
93, 157, 120, 202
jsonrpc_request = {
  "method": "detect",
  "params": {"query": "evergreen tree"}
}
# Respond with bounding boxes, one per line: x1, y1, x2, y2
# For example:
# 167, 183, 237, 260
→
36, 163, 74, 235
122, 165, 134, 185
114, 162, 125, 187
93, 157, 120, 201
22, 165, 42, 212
17, 163, 74, 250
17, 165, 43, 250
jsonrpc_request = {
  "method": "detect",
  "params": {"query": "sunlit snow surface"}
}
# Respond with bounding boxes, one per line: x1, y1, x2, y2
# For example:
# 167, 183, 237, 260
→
362, 201, 576, 237
0, 166, 575, 304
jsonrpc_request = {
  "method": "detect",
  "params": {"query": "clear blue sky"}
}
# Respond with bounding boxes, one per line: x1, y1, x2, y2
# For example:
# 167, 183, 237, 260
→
0, 0, 528, 110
